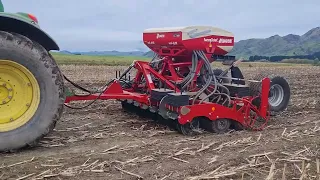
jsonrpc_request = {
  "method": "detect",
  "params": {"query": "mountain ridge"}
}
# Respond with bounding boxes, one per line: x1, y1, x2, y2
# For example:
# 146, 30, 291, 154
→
229, 27, 320, 58
58, 27, 320, 59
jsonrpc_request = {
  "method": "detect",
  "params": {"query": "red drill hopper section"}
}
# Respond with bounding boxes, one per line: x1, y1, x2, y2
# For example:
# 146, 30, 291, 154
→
143, 26, 235, 56
64, 25, 277, 136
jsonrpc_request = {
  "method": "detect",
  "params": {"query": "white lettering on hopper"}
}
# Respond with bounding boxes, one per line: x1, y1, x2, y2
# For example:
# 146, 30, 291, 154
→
203, 38, 218, 42
219, 38, 233, 43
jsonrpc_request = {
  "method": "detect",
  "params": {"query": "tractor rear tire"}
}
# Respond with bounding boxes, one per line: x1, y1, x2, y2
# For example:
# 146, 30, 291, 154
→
249, 72, 290, 114
0, 31, 65, 152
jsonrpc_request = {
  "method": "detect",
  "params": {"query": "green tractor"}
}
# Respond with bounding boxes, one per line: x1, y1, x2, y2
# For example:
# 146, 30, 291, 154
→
0, 0, 65, 151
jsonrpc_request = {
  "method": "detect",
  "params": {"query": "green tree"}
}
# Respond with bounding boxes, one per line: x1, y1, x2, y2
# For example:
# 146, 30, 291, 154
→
0, 0, 4, 12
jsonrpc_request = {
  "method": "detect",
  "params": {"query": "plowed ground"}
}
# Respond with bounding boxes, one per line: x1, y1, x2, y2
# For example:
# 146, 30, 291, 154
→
1, 64, 320, 180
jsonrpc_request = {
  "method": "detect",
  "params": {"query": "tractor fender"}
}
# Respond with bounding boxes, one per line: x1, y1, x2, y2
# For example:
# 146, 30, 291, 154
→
0, 13, 59, 51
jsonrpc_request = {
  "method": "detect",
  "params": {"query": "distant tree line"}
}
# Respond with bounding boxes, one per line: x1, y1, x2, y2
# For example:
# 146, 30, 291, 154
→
249, 51, 320, 62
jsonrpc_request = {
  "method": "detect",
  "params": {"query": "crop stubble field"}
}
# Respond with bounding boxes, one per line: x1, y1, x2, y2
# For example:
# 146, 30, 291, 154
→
1, 59, 320, 180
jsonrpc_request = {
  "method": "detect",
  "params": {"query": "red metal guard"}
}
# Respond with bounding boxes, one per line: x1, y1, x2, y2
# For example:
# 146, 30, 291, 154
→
260, 77, 271, 118
65, 60, 272, 131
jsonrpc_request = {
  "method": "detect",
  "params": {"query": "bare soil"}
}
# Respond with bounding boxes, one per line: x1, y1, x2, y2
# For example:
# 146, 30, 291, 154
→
1, 64, 320, 180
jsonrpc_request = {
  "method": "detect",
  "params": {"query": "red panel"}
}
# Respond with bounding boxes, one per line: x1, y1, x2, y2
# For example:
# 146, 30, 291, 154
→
177, 103, 244, 125
143, 31, 183, 48
143, 30, 234, 56
65, 90, 149, 105
260, 77, 271, 118
182, 35, 234, 56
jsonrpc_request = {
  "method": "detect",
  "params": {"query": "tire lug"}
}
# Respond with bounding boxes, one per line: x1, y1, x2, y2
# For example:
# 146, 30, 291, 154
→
27, 83, 31, 86
2, 83, 6, 87
8, 96, 12, 99
8, 88, 12, 91
26, 103, 30, 107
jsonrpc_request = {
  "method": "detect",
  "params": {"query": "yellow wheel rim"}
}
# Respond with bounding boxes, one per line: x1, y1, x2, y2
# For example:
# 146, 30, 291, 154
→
0, 60, 40, 132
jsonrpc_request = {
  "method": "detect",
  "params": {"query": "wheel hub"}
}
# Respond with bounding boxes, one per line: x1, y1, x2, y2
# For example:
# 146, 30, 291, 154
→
217, 119, 228, 130
178, 118, 201, 135
0, 81, 14, 105
0, 60, 40, 132
268, 84, 284, 107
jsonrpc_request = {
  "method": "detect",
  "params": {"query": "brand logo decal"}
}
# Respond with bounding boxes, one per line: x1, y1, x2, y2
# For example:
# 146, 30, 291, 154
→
173, 33, 180, 38
219, 38, 233, 43
156, 33, 165, 39
203, 38, 218, 42
203, 37, 233, 43
168, 42, 178, 45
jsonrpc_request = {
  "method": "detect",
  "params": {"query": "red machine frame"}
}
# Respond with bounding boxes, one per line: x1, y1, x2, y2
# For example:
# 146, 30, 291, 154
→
65, 58, 271, 131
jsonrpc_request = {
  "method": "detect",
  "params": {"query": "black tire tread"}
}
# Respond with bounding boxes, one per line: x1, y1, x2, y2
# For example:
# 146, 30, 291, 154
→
249, 72, 273, 96
249, 72, 290, 114
0, 31, 65, 152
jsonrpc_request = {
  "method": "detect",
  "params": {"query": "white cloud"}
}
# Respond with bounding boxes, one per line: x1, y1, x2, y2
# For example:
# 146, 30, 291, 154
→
2, 0, 320, 51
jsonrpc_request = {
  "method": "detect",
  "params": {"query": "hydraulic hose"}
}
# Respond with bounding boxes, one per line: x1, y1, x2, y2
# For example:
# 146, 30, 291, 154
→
63, 62, 136, 109
195, 50, 231, 105
192, 50, 215, 104
64, 78, 116, 109
212, 92, 231, 106
149, 53, 161, 66
149, 52, 197, 90
181, 52, 198, 90
200, 83, 230, 104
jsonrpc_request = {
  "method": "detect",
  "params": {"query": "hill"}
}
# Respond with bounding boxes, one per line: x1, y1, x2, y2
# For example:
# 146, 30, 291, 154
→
144, 27, 320, 59
229, 27, 320, 58
58, 27, 320, 59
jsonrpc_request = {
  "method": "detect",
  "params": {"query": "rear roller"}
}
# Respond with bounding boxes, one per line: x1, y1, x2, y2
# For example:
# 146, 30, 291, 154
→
0, 31, 65, 152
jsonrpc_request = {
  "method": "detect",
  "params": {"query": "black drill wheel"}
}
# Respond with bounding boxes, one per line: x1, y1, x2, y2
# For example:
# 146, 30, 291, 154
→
230, 121, 245, 131
249, 72, 291, 114
121, 101, 135, 113
135, 107, 147, 117
176, 118, 201, 136
145, 111, 158, 121
207, 118, 231, 134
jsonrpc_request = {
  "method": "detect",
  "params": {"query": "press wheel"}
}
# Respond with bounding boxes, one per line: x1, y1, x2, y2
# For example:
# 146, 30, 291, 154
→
176, 118, 201, 136
207, 118, 231, 134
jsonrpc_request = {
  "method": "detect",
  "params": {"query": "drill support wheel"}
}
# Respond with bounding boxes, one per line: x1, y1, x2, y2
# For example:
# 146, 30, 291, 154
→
249, 72, 290, 114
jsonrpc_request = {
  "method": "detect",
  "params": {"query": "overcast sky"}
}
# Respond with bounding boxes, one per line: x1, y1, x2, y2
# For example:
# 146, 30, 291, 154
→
3, 0, 320, 51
